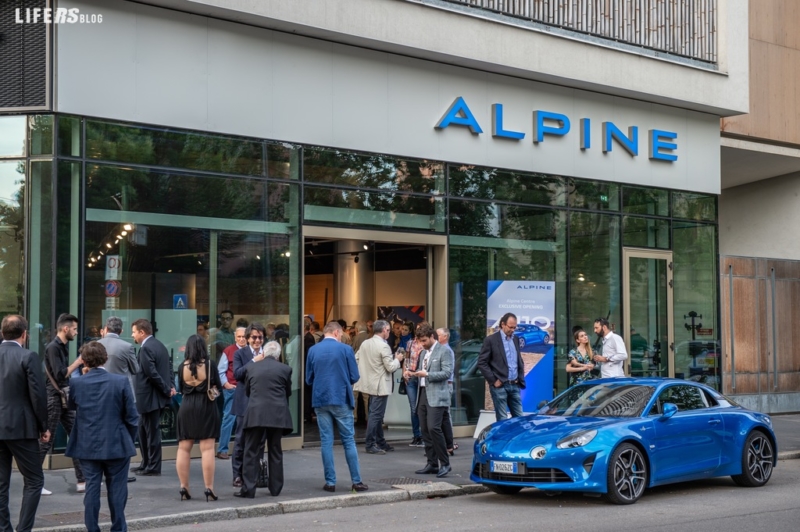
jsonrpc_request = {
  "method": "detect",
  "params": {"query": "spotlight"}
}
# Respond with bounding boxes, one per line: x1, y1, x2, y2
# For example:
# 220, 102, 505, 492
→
354, 255, 359, 264
578, 274, 585, 282
123, 224, 133, 231
167, 269, 172, 273
120, 230, 128, 236
105, 243, 112, 249
115, 234, 122, 239
363, 243, 369, 250
285, 251, 291, 257
256, 255, 261, 260
114, 239, 120, 244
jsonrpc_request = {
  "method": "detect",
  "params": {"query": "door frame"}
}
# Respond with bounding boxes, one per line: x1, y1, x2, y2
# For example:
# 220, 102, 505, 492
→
622, 247, 674, 377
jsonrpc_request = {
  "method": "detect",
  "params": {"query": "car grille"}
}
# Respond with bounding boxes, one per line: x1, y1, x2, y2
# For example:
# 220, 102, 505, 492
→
473, 463, 572, 483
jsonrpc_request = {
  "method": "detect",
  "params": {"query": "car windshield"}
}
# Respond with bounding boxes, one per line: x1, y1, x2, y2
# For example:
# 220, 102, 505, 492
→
541, 383, 656, 418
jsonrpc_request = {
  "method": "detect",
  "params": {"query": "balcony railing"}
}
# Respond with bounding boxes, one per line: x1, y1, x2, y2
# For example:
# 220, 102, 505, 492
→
438, 0, 717, 64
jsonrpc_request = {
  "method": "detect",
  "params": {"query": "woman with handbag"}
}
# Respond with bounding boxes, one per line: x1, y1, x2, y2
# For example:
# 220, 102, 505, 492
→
175, 335, 222, 501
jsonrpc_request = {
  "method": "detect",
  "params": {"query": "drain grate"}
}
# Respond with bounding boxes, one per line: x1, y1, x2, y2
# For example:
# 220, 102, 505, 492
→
38, 511, 109, 525
373, 477, 430, 485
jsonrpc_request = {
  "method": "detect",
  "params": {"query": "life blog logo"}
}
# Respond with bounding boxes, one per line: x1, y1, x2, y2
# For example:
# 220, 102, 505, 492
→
15, 7, 103, 24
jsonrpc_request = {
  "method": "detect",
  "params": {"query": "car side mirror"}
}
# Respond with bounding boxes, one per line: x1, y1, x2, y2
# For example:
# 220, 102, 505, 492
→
660, 402, 678, 420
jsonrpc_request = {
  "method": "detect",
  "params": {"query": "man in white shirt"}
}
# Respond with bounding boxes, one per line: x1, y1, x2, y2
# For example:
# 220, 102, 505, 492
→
592, 318, 628, 378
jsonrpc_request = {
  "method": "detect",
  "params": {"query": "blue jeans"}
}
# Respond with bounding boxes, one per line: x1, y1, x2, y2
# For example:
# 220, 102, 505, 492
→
218, 387, 237, 454
404, 379, 422, 438
315, 405, 362, 486
489, 382, 524, 422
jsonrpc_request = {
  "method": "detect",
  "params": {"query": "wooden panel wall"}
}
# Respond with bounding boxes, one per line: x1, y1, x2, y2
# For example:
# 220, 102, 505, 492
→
721, 0, 800, 145
720, 255, 800, 394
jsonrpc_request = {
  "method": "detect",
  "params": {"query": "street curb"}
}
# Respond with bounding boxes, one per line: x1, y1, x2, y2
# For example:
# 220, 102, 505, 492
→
777, 450, 800, 460
32, 483, 485, 532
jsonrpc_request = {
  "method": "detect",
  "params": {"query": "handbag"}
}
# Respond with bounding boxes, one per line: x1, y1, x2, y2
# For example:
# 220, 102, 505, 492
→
398, 379, 407, 395
256, 458, 269, 488
44, 364, 68, 409
206, 360, 220, 401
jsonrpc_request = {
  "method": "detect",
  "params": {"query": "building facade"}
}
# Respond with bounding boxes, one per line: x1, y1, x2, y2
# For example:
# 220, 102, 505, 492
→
0, 0, 748, 454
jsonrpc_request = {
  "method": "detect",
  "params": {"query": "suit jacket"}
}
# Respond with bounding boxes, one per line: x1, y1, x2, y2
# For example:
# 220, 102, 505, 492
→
133, 336, 172, 414
477, 331, 526, 389
243, 357, 293, 435
65, 369, 138, 460
99, 333, 139, 398
415, 342, 453, 409
0, 341, 47, 440
305, 337, 359, 409
353, 336, 400, 397
231, 345, 255, 417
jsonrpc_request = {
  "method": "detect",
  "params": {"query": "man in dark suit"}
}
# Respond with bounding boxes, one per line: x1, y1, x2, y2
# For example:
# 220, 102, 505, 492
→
235, 341, 293, 498
130, 319, 174, 476
66, 342, 138, 532
0, 315, 49, 532
477, 312, 526, 422
230, 322, 267, 488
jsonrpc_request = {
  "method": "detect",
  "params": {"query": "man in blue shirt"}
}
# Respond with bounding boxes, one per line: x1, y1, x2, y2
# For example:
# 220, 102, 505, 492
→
306, 321, 368, 493
477, 313, 526, 422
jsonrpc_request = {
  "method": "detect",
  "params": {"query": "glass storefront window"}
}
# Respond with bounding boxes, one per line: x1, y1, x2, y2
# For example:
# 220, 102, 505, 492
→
569, 178, 620, 211
672, 190, 717, 221
86, 120, 265, 176
303, 185, 445, 232
57, 115, 82, 158
672, 222, 719, 386
449, 165, 566, 207
0, 160, 26, 316
28, 160, 53, 356
623, 186, 669, 216
303, 147, 444, 194
29, 115, 53, 156
0, 115, 27, 157
623, 216, 670, 249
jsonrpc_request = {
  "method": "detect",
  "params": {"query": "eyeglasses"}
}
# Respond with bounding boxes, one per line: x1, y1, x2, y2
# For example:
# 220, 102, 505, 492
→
250, 335, 264, 341
221, 316, 233, 321
504, 325, 517, 330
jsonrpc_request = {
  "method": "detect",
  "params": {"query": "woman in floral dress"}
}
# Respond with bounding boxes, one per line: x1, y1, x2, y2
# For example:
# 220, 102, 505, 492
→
566, 329, 596, 386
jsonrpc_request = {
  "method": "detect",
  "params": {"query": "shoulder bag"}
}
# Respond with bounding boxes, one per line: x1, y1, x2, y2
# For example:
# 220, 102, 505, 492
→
44, 364, 69, 409
206, 360, 220, 401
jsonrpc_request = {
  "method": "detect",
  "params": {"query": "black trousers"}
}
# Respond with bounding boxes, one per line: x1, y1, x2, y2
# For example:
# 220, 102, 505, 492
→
241, 427, 283, 497
39, 392, 84, 482
418, 387, 449, 468
137, 409, 162, 474
0, 438, 44, 532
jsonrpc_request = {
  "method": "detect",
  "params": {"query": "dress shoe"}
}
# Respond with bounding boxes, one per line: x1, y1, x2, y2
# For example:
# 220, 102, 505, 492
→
232, 477, 243, 488
215, 452, 229, 460
127, 477, 136, 483
322, 484, 336, 492
135, 470, 161, 476
436, 465, 452, 478
381, 444, 395, 452
233, 490, 254, 499
130, 467, 144, 473
365, 446, 386, 455
415, 465, 439, 475
351, 483, 369, 492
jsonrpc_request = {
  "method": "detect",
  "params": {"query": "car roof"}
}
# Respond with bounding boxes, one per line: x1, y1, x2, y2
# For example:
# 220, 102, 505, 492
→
585, 376, 705, 389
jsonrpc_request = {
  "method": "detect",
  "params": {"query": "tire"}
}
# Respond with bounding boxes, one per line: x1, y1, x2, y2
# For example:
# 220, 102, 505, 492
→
605, 443, 647, 505
518, 337, 526, 348
543, 334, 551, 345
487, 484, 523, 495
731, 431, 774, 487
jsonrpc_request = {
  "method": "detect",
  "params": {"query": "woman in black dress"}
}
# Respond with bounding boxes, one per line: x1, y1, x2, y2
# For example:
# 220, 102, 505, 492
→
175, 335, 222, 501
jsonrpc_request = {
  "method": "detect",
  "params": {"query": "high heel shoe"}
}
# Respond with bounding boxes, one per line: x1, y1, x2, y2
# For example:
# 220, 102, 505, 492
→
204, 488, 218, 502
179, 487, 191, 501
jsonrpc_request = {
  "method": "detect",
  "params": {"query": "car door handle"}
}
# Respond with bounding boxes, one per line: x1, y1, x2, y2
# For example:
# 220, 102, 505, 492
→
708, 419, 721, 425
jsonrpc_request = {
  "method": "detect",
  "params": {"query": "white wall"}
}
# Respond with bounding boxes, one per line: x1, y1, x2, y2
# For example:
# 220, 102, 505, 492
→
719, 171, 800, 260
56, 0, 722, 193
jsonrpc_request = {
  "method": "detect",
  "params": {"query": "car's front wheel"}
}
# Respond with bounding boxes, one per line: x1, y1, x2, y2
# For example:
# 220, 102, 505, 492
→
486, 484, 523, 495
732, 430, 774, 487
543, 334, 551, 345
605, 443, 647, 505
518, 337, 526, 348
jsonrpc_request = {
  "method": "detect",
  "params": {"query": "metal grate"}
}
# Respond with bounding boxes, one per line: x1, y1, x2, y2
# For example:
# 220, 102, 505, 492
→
373, 477, 431, 485
474, 462, 573, 483
0, 0, 49, 109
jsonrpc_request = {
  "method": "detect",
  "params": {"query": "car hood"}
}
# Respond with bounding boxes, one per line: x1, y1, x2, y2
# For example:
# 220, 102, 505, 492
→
486, 415, 623, 443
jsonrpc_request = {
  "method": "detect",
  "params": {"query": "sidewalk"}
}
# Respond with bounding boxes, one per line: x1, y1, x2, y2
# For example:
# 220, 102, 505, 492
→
13, 413, 800, 531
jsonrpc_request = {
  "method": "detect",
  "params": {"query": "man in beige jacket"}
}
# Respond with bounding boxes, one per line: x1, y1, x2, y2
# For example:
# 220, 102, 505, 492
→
354, 320, 403, 454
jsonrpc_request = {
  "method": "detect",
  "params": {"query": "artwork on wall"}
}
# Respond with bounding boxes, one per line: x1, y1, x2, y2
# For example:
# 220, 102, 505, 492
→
377, 305, 425, 324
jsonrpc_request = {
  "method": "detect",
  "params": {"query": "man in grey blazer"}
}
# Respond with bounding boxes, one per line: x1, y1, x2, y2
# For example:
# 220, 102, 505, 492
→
0, 315, 49, 532
99, 317, 139, 399
410, 323, 453, 478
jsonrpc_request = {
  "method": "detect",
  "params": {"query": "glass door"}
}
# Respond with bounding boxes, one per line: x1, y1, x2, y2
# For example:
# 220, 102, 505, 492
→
623, 249, 674, 378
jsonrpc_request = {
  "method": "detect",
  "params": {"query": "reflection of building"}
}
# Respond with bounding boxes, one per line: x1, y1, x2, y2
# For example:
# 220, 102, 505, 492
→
2, 0, 754, 457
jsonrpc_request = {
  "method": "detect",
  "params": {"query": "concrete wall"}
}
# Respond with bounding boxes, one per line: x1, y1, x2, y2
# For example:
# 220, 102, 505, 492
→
57, 0, 722, 193
719, 171, 800, 259
126, 0, 750, 116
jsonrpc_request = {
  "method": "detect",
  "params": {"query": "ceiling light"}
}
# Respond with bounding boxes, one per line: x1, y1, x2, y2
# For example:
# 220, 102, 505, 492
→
167, 269, 172, 273
285, 251, 291, 257
578, 274, 585, 282
121, 230, 128, 236
105, 243, 112, 249
115, 234, 122, 239
363, 243, 369, 250
114, 239, 120, 244
256, 255, 261, 260
123, 224, 133, 231
197, 260, 202, 265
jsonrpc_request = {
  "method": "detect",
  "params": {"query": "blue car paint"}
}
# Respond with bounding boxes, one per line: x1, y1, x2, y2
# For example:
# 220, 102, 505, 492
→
471, 377, 777, 495
513, 324, 549, 347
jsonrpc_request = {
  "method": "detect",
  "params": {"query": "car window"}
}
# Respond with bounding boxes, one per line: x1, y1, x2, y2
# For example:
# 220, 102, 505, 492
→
543, 383, 655, 417
651, 385, 709, 415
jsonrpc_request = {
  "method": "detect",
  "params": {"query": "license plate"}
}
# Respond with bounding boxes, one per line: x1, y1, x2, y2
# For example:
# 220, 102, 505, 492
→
490, 461, 519, 474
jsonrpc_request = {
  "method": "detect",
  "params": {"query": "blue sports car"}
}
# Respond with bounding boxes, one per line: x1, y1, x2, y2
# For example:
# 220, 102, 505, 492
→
471, 378, 776, 504
513, 324, 550, 348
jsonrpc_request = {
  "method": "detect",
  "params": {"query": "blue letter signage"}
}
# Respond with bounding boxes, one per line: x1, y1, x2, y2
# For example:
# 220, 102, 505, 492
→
434, 97, 678, 162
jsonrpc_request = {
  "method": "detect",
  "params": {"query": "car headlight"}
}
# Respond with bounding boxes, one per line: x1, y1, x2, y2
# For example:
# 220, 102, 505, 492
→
556, 429, 597, 449
478, 426, 492, 443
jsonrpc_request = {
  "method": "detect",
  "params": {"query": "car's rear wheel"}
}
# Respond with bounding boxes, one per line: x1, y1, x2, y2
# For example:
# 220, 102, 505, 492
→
486, 484, 523, 495
732, 430, 774, 487
543, 334, 551, 345
605, 443, 647, 505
